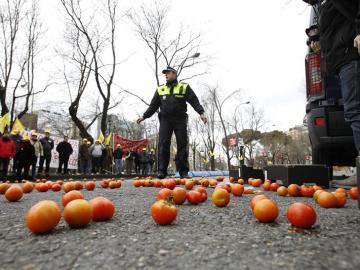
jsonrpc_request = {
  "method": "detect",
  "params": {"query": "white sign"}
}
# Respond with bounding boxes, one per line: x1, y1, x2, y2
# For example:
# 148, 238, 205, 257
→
21, 131, 79, 170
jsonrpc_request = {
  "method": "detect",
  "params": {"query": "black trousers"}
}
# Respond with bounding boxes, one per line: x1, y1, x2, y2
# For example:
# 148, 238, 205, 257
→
92, 156, 102, 173
158, 116, 189, 175
39, 155, 51, 173
17, 162, 30, 181
58, 156, 70, 174
0, 158, 10, 180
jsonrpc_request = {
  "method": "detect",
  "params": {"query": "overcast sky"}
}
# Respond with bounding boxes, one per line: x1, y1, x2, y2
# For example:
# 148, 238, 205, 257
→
34, 0, 311, 132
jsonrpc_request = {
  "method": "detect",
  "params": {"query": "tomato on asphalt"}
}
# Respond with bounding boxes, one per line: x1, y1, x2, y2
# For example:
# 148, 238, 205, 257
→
150, 199, 177, 225
90, 197, 115, 221
286, 202, 317, 229
26, 200, 61, 234
63, 199, 92, 228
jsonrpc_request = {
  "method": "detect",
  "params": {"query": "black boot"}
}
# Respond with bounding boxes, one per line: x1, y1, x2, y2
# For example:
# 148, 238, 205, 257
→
157, 172, 167, 179
180, 172, 191, 179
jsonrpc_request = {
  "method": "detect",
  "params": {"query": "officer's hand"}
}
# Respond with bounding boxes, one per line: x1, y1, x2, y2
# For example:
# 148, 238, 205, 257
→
354, 35, 360, 55
136, 117, 144, 124
310, 41, 321, 53
200, 113, 208, 124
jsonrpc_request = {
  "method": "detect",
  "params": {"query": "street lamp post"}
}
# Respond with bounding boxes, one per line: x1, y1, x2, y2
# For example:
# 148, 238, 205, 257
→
178, 52, 200, 74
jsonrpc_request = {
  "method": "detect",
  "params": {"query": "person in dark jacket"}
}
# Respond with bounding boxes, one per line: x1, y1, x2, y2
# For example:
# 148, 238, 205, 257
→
113, 144, 123, 176
137, 66, 207, 179
148, 149, 155, 174
139, 148, 150, 176
310, 0, 360, 185
56, 136, 73, 174
125, 149, 134, 175
102, 144, 113, 173
38, 130, 54, 177
16, 136, 35, 181
133, 149, 141, 174
0, 132, 16, 181
10, 130, 22, 175
79, 138, 91, 175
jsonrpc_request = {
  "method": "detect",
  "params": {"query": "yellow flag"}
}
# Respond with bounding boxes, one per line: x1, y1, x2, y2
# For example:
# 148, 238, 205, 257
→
12, 118, 25, 132
0, 113, 10, 133
105, 132, 112, 145
2, 113, 10, 125
98, 131, 105, 143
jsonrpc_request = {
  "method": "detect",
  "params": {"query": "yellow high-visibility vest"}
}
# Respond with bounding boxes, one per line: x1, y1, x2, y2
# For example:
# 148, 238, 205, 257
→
157, 82, 188, 98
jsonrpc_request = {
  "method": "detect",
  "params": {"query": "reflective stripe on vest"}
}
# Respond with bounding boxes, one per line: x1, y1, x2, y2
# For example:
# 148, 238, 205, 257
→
157, 82, 188, 96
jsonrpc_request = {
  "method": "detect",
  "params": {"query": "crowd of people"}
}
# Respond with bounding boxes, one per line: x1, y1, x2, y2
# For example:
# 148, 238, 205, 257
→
0, 130, 156, 181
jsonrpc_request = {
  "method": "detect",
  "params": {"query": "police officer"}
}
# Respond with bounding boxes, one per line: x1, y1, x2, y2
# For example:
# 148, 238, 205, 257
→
137, 66, 207, 179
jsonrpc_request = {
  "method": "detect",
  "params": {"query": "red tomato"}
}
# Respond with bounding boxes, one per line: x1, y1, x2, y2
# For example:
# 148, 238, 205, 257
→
0, 183, 11, 194
270, 183, 280, 192
85, 181, 96, 191
61, 190, 84, 206
276, 186, 288, 197
5, 185, 23, 202
172, 187, 187, 205
196, 187, 208, 202
36, 183, 48, 192
22, 182, 34, 193
212, 188, 230, 207
349, 187, 359, 200
63, 199, 92, 228
286, 202, 317, 229
51, 183, 62, 192
74, 181, 83, 190
253, 199, 279, 223
133, 180, 141, 187
288, 184, 301, 197
317, 191, 337, 208
90, 197, 115, 222
186, 190, 202, 205
165, 179, 176, 190
26, 200, 61, 234
185, 180, 194, 190
332, 192, 347, 208
109, 181, 117, 189
156, 188, 172, 201
101, 180, 109, 188
150, 200, 177, 225
63, 182, 75, 193
250, 194, 268, 210
232, 184, 244, 196
300, 185, 315, 198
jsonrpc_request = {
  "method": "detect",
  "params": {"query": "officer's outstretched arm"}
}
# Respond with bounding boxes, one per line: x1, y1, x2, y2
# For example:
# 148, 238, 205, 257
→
137, 91, 161, 124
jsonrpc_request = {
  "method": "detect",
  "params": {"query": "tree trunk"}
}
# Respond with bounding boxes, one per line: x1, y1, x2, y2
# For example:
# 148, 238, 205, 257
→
101, 99, 110, 135
69, 101, 93, 139
0, 85, 9, 116
210, 156, 215, 171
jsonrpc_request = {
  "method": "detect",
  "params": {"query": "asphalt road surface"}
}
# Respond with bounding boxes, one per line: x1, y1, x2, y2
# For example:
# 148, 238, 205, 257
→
0, 180, 360, 270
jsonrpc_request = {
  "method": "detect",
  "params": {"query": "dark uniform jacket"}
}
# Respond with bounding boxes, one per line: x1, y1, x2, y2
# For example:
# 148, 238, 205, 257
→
79, 144, 91, 160
113, 148, 123, 159
40, 137, 54, 156
143, 80, 205, 120
320, 0, 360, 74
56, 141, 73, 158
16, 141, 35, 165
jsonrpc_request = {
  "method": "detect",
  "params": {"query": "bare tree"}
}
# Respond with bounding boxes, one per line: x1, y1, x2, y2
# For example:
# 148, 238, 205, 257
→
239, 105, 265, 166
188, 117, 201, 171
60, 0, 120, 135
127, 1, 208, 87
206, 85, 240, 171
199, 92, 218, 171
0, 0, 48, 124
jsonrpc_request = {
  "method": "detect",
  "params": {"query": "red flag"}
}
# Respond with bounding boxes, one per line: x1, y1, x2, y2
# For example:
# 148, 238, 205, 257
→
113, 134, 148, 153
